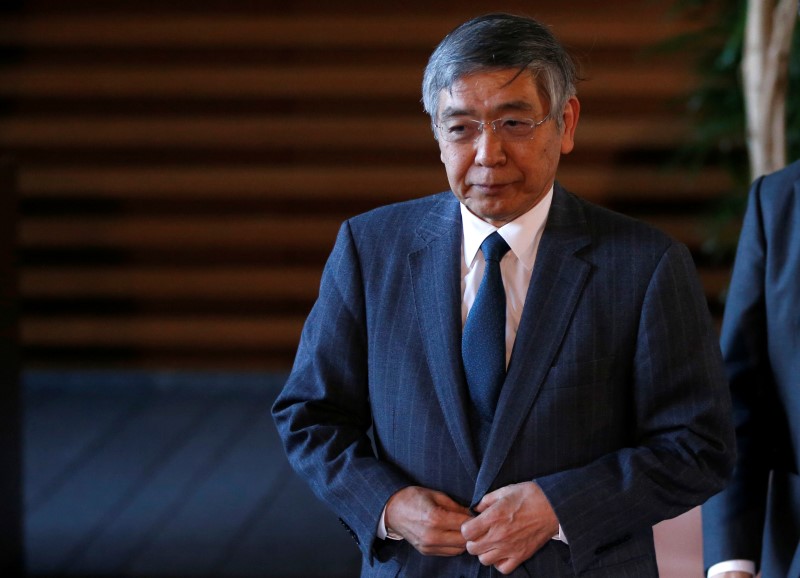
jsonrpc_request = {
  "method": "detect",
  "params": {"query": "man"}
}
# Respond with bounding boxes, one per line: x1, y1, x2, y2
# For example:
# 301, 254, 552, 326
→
702, 159, 800, 578
273, 13, 735, 577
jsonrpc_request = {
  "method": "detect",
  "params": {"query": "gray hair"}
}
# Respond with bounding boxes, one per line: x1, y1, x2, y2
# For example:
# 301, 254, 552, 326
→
422, 13, 579, 131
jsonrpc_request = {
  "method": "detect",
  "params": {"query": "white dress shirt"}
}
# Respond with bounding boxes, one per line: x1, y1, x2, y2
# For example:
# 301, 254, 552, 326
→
379, 187, 563, 542
707, 559, 756, 577
460, 187, 552, 366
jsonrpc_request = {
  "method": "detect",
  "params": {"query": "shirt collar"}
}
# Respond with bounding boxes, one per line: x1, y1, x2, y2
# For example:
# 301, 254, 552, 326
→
461, 185, 554, 271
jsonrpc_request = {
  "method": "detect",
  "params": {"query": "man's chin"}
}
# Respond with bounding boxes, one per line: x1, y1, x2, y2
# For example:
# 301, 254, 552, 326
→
464, 203, 513, 226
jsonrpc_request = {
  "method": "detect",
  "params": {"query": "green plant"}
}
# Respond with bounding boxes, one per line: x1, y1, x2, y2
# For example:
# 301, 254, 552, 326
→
661, 0, 800, 261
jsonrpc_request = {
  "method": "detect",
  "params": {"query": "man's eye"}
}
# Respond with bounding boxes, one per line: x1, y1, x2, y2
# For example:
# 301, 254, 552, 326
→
446, 123, 467, 134
501, 118, 529, 128
438, 120, 479, 142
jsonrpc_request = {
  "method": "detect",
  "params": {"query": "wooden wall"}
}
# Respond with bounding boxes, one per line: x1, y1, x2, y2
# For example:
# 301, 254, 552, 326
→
0, 0, 731, 370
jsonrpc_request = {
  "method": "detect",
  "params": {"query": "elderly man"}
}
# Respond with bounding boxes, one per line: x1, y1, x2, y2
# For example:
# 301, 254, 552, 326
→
273, 13, 735, 577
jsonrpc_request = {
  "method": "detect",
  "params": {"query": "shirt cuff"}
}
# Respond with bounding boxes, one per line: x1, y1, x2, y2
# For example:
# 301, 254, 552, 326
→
707, 559, 756, 577
377, 505, 403, 541
552, 524, 568, 543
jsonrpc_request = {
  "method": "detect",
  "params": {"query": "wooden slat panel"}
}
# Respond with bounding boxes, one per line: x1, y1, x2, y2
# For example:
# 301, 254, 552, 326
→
19, 216, 341, 251
21, 264, 728, 305
20, 267, 322, 300
0, 65, 425, 100
0, 116, 690, 150
1, 1, 730, 369
19, 268, 729, 357
0, 65, 694, 100
17, 165, 731, 203
21, 317, 303, 349
0, 14, 700, 49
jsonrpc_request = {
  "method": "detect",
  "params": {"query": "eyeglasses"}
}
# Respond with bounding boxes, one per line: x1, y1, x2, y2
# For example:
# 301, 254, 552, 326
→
435, 115, 550, 143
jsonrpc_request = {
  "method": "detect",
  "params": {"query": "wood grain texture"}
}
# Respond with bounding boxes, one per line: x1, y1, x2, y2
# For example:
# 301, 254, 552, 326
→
0, 0, 728, 369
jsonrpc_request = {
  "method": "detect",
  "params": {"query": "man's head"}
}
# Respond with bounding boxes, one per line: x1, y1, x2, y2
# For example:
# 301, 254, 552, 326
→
422, 13, 579, 132
423, 14, 580, 226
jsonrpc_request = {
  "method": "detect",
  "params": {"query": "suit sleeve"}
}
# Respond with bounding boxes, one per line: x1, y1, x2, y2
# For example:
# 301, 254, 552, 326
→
271, 221, 411, 562
702, 179, 775, 573
536, 241, 736, 574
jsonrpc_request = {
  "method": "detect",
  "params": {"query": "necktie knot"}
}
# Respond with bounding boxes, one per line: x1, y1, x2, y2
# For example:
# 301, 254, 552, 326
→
481, 232, 511, 263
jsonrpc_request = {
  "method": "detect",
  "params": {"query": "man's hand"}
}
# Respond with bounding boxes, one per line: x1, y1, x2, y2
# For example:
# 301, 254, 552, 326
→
461, 481, 558, 575
384, 486, 472, 556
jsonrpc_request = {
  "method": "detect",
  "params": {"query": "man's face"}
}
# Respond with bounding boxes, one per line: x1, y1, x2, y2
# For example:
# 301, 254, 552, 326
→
436, 69, 579, 226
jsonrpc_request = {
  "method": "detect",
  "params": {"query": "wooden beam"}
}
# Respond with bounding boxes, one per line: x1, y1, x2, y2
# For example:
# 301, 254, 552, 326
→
17, 165, 730, 203
0, 65, 694, 100
21, 316, 304, 349
20, 267, 323, 300
0, 116, 689, 150
0, 13, 702, 49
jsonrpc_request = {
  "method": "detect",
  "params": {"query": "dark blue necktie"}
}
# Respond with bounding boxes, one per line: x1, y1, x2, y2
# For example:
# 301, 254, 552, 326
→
462, 231, 511, 424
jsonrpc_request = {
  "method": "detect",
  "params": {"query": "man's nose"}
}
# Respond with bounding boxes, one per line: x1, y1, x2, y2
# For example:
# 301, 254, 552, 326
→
473, 128, 507, 166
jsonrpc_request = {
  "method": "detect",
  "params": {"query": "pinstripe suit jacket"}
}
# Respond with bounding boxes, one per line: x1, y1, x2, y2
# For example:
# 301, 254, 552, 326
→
273, 185, 735, 577
702, 159, 800, 578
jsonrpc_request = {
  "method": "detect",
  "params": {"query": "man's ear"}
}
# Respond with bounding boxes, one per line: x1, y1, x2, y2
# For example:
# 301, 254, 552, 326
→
560, 96, 580, 155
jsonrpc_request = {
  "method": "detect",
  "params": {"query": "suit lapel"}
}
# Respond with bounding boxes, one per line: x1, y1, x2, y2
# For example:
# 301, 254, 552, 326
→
474, 186, 593, 500
408, 194, 480, 480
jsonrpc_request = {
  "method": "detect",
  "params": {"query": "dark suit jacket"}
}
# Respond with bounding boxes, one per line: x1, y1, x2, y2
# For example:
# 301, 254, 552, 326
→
273, 185, 735, 577
702, 159, 800, 578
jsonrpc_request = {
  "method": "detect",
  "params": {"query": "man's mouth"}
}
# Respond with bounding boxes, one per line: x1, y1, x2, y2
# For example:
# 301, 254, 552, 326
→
472, 183, 510, 193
